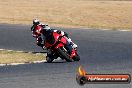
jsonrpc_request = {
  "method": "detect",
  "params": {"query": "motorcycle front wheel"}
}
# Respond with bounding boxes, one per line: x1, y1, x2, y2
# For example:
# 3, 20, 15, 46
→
72, 52, 80, 61
57, 47, 72, 62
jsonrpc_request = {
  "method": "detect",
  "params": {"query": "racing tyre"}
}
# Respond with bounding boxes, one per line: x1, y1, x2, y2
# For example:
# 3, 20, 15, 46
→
73, 53, 80, 61
57, 47, 72, 62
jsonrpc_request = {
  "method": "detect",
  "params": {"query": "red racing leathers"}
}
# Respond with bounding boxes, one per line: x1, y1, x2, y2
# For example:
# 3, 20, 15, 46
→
31, 25, 44, 47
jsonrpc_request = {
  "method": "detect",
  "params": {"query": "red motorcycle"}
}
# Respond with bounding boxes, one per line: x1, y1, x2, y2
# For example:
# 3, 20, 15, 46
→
44, 31, 80, 63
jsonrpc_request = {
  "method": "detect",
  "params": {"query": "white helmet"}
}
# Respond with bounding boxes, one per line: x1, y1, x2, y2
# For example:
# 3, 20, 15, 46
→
33, 19, 40, 25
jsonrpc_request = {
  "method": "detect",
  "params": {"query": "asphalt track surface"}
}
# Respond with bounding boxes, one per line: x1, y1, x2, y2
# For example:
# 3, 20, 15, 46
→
0, 24, 132, 88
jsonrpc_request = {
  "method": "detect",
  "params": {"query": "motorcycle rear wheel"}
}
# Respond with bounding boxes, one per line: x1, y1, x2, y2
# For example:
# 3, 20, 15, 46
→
46, 55, 54, 63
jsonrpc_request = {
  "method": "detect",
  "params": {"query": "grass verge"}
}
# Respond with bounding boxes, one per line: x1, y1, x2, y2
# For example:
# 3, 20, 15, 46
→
0, 50, 45, 64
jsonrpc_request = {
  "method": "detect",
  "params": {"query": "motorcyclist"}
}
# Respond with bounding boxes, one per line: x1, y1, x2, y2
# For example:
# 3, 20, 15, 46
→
31, 19, 77, 49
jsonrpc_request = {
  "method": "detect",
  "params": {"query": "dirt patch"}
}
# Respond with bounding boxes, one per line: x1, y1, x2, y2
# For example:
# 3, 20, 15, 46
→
0, 0, 132, 29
